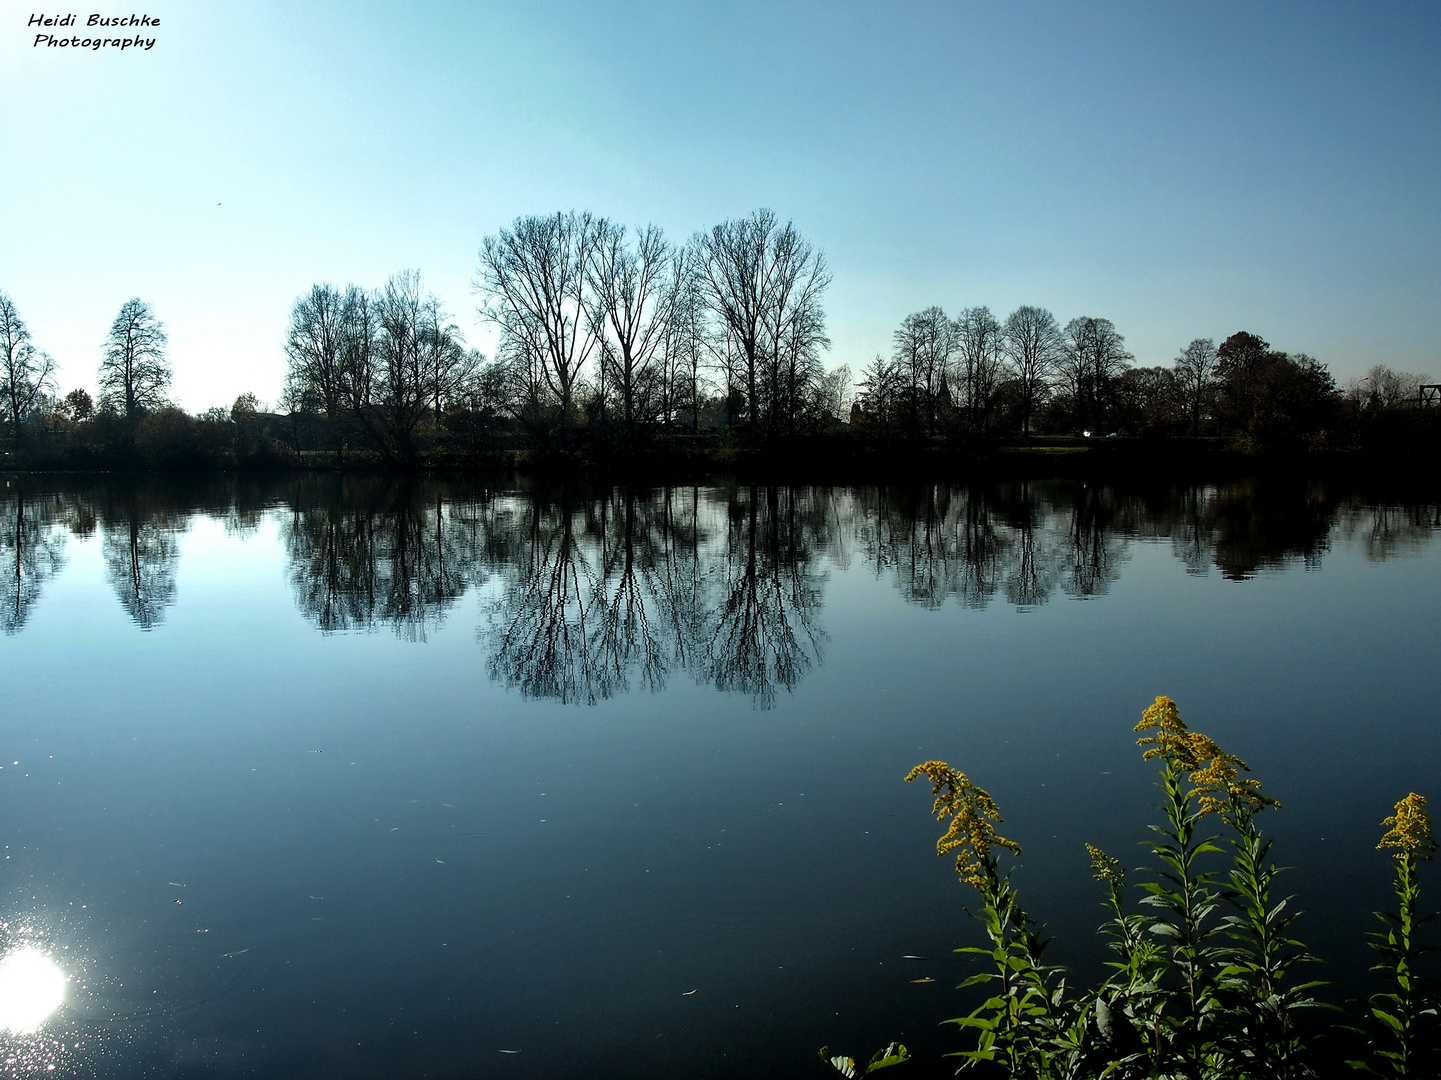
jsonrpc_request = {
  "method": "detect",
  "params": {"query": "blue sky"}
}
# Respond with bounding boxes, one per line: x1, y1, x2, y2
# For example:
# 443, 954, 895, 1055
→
2, 0, 1437, 410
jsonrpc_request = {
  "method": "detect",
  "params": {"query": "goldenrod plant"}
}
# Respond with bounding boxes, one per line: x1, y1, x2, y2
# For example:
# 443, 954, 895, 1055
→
826, 697, 1438, 1079
1351, 794, 1439, 1077
903, 761, 1070, 1077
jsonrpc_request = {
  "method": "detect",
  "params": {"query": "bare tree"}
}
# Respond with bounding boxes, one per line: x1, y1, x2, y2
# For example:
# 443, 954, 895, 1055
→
893, 307, 952, 434
693, 211, 771, 428
693, 209, 831, 433
282, 283, 376, 460
285, 284, 358, 420
0, 292, 56, 448
418, 295, 480, 422
585, 221, 678, 433
815, 363, 852, 421
99, 298, 170, 420
663, 251, 713, 430
1061, 316, 1132, 432
1002, 305, 1063, 434
476, 211, 601, 417
368, 270, 452, 462
952, 306, 1003, 431
1173, 337, 1216, 433
763, 222, 831, 434
1346, 364, 1427, 413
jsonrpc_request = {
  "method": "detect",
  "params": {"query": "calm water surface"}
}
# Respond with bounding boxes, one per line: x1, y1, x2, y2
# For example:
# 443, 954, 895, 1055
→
1, 474, 1438, 1078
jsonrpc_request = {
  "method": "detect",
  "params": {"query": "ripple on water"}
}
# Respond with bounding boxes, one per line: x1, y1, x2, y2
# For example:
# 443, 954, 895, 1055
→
95, 935, 263, 1021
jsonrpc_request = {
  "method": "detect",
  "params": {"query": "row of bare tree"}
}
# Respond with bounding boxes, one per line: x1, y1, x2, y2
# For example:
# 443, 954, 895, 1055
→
281, 209, 837, 458
860, 301, 1432, 442
282, 271, 482, 463
474, 208, 833, 441
858, 305, 1140, 435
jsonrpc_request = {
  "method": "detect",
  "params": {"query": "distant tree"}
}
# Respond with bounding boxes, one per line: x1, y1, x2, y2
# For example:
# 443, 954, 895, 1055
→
230, 392, 261, 422
476, 211, 601, 419
99, 298, 170, 421
1173, 337, 1217, 434
1002, 306, 1063, 434
666, 254, 714, 431
59, 388, 94, 423
1213, 331, 1339, 446
815, 363, 852, 421
417, 296, 479, 423
1116, 366, 1182, 433
369, 270, 476, 462
0, 292, 57, 447
284, 284, 373, 424
1346, 365, 1426, 413
856, 352, 902, 426
585, 220, 678, 434
693, 209, 831, 434
952, 306, 1003, 431
1061, 316, 1132, 432
893, 307, 952, 434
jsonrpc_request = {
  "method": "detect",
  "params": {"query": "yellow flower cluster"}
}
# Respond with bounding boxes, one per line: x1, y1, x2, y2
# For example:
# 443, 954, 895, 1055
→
1086, 843, 1124, 889
1135, 696, 1221, 770
1135, 696, 1279, 820
1190, 753, 1281, 822
1378, 792, 1437, 862
905, 760, 1021, 887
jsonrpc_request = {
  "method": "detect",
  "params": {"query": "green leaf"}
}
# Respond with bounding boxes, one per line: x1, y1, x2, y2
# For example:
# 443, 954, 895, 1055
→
863, 1043, 908, 1075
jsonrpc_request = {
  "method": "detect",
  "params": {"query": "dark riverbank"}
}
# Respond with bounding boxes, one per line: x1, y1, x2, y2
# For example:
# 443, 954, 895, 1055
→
6, 429, 1436, 491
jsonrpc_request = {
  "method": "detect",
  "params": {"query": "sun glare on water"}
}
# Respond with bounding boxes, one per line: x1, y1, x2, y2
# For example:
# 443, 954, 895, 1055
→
0, 948, 65, 1034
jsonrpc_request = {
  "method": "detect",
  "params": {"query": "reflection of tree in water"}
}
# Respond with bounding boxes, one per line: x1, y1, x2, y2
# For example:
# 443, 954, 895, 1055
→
485, 493, 605, 703
855, 483, 1101, 610
98, 492, 184, 630
997, 485, 1065, 608
485, 488, 710, 705
1130, 481, 1336, 582
284, 478, 480, 641
1059, 484, 1130, 599
1208, 481, 1332, 580
854, 478, 1362, 607
854, 486, 1009, 610
482, 485, 829, 708
0, 493, 68, 635
8, 475, 1439, 716
1340, 500, 1441, 563
707, 487, 828, 709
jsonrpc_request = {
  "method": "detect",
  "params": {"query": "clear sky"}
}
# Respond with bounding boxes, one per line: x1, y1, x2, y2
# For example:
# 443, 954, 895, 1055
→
2, 0, 1438, 411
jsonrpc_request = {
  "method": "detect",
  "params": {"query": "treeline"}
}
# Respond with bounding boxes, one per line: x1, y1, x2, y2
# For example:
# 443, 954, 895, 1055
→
0, 293, 282, 469
857, 310, 1435, 452
2, 208, 1437, 470
280, 208, 840, 464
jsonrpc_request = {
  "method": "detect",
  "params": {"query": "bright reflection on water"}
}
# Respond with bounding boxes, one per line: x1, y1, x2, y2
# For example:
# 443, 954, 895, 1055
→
0, 948, 64, 1034
0, 473, 1439, 1078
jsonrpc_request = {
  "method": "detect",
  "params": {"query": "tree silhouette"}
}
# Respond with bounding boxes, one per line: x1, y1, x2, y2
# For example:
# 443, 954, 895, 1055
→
0, 292, 57, 449
99, 298, 170, 420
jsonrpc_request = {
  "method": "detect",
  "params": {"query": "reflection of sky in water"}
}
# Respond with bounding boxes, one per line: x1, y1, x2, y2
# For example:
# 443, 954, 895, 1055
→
0, 479, 1438, 1077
